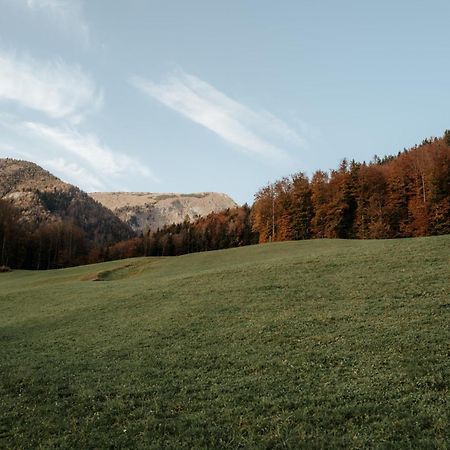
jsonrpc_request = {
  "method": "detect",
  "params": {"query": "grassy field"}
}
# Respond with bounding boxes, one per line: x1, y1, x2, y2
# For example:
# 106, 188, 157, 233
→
1, 237, 449, 449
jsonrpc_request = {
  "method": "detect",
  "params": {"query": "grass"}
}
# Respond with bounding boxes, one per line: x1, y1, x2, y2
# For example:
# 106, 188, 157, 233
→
0, 236, 449, 449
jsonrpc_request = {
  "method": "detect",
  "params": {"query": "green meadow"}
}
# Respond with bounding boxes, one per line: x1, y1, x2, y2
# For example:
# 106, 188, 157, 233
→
1, 237, 449, 449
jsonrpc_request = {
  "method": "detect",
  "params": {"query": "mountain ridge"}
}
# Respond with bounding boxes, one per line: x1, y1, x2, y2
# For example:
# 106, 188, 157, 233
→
89, 191, 237, 233
0, 158, 135, 245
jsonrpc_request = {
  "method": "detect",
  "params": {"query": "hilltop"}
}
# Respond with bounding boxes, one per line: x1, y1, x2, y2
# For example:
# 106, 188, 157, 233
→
90, 191, 237, 233
0, 236, 448, 448
0, 158, 134, 245
0, 158, 238, 269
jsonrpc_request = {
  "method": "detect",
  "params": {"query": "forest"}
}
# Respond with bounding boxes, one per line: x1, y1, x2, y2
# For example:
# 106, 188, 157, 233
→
1, 133, 449, 270
252, 133, 450, 242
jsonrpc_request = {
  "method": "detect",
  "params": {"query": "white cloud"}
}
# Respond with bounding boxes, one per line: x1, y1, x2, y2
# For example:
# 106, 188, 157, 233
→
23, 121, 158, 183
22, 0, 89, 43
130, 70, 305, 162
0, 140, 104, 191
43, 157, 105, 192
0, 50, 102, 122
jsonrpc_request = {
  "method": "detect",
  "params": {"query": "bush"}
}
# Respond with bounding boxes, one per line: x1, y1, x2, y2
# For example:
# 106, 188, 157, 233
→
0, 265, 12, 273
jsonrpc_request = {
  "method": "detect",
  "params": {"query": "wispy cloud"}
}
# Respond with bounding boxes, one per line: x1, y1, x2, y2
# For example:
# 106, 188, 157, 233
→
22, 0, 89, 43
23, 121, 157, 182
43, 157, 106, 192
130, 70, 305, 162
0, 49, 102, 123
0, 115, 158, 191
0, 143, 103, 191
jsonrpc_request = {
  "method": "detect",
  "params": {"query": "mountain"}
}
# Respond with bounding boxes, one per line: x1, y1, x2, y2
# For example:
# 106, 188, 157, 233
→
0, 158, 135, 245
89, 192, 238, 233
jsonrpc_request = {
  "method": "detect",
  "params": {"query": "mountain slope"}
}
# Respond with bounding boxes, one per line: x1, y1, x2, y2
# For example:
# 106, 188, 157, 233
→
0, 158, 135, 245
90, 191, 237, 232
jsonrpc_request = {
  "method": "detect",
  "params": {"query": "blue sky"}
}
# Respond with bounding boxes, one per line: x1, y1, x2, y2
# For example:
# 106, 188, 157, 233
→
1, 1, 450, 204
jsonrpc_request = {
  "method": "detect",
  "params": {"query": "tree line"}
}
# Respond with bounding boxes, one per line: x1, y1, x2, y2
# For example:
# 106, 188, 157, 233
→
0, 200, 257, 269
252, 134, 450, 241
1, 132, 449, 269
106, 205, 258, 260
0, 200, 92, 270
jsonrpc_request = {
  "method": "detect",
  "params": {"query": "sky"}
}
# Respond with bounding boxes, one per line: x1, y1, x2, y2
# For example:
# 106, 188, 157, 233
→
0, 1, 450, 204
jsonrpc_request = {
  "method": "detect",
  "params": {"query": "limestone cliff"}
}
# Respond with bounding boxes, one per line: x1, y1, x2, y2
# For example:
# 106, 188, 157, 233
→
89, 192, 237, 233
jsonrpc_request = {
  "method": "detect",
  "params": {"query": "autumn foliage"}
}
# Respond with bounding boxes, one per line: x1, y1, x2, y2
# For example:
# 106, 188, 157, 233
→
107, 205, 258, 260
251, 135, 450, 242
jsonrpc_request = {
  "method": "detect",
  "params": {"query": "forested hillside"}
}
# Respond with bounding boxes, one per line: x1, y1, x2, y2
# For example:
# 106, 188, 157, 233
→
0, 159, 135, 241
252, 133, 450, 242
106, 205, 258, 260
0, 159, 136, 269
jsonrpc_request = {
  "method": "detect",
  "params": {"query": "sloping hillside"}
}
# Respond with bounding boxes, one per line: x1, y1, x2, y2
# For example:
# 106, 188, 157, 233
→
0, 236, 448, 448
90, 191, 237, 232
0, 158, 135, 245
